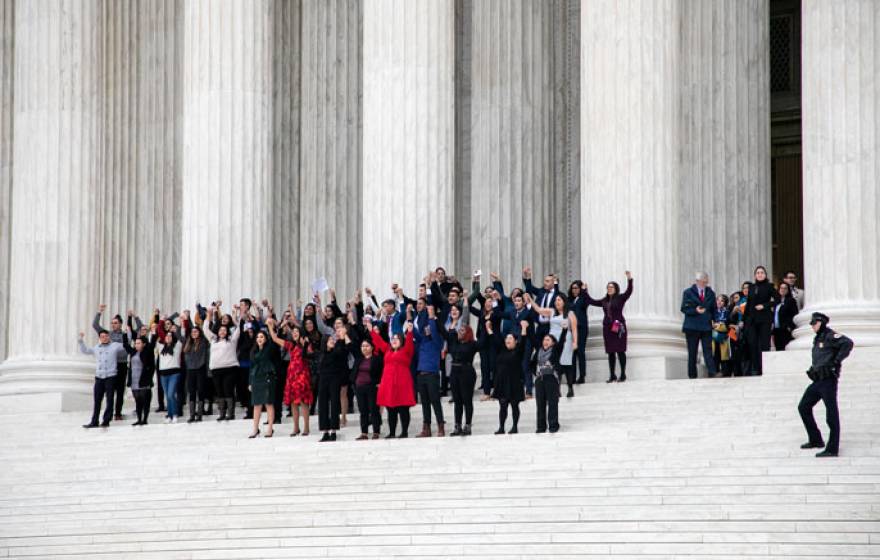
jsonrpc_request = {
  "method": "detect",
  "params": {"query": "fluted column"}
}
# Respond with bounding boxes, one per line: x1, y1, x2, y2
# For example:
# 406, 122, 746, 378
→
0, 0, 13, 362
299, 0, 362, 298
792, 0, 880, 348
181, 0, 275, 308
581, 0, 684, 362
101, 0, 182, 317
270, 0, 301, 307
362, 0, 454, 293
467, 0, 579, 285
0, 0, 105, 403
679, 0, 771, 296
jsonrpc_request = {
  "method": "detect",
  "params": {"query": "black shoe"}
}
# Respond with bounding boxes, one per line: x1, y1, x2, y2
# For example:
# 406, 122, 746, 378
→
549, 427, 559, 433
225, 414, 235, 421
216, 413, 226, 422
320, 432, 331, 442
619, 374, 627, 382
248, 429, 260, 439
83, 423, 99, 429
132, 420, 142, 427
494, 428, 505, 435
449, 425, 463, 436
330, 432, 337, 441
606, 376, 617, 383
508, 426, 518, 434
187, 416, 196, 424
156, 407, 166, 413
196, 415, 203, 422
99, 422, 110, 428
399, 432, 408, 439
800, 441, 825, 449
576, 377, 586, 384
816, 449, 838, 458
566, 387, 574, 398
536, 429, 546, 434
385, 433, 396, 439
463, 425, 472, 436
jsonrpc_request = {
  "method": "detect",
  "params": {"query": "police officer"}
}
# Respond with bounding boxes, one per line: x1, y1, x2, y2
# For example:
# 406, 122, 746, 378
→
798, 312, 853, 458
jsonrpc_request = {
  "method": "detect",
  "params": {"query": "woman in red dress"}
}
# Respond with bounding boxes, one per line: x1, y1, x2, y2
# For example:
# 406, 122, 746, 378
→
372, 322, 416, 438
267, 320, 314, 436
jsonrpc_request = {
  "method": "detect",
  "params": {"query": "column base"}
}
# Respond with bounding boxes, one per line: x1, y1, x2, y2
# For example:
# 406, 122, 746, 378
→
0, 356, 96, 413
788, 305, 880, 350
584, 317, 689, 381
585, 354, 693, 381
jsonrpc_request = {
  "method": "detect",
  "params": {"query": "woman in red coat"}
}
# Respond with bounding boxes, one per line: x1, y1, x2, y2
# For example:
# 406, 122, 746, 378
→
585, 271, 633, 383
372, 323, 416, 438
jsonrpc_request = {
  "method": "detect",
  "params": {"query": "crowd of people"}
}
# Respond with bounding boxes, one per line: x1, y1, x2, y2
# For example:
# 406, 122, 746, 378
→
681, 266, 805, 379
78, 266, 638, 439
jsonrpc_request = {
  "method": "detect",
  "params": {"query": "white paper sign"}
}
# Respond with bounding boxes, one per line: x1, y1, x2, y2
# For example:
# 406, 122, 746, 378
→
311, 276, 329, 294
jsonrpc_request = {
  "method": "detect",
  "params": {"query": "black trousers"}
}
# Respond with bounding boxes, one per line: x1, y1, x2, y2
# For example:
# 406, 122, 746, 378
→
685, 330, 717, 378
417, 373, 444, 426
387, 406, 411, 436
273, 362, 288, 416
498, 398, 520, 430
575, 327, 588, 381
186, 365, 207, 402
211, 367, 238, 400
354, 383, 381, 434
236, 366, 252, 413
478, 348, 495, 395
799, 377, 840, 453
133, 388, 152, 422
90, 376, 115, 425
318, 374, 341, 431
746, 320, 772, 375
450, 365, 476, 426
114, 362, 128, 416
773, 327, 793, 351
535, 374, 560, 433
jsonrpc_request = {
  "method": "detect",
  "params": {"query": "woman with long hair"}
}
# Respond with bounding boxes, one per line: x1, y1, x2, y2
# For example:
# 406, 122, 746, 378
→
268, 321, 313, 436
316, 325, 349, 442
446, 307, 478, 436
156, 324, 184, 423
531, 329, 568, 433
529, 293, 578, 397
182, 324, 209, 422
744, 265, 777, 375
344, 331, 384, 440
584, 271, 633, 383
247, 330, 276, 438
773, 281, 798, 351
302, 317, 323, 415
372, 321, 416, 438
567, 281, 589, 384
121, 324, 156, 425
206, 306, 241, 421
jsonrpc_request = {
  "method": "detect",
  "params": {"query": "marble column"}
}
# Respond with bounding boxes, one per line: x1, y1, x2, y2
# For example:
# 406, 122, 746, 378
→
580, 0, 684, 366
0, 0, 13, 362
299, 0, 362, 299
679, 0, 771, 296
270, 0, 301, 308
101, 0, 182, 318
362, 0, 455, 295
792, 0, 880, 348
0, 0, 105, 405
467, 0, 579, 286
181, 0, 275, 309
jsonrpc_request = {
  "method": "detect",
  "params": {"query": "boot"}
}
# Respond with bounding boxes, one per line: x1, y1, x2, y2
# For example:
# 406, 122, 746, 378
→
449, 424, 463, 437
606, 374, 617, 383
205, 401, 213, 416
196, 401, 204, 421
619, 372, 627, 382
187, 401, 197, 423
216, 399, 227, 421
416, 423, 431, 438
463, 424, 472, 436
226, 398, 236, 420
436, 423, 445, 437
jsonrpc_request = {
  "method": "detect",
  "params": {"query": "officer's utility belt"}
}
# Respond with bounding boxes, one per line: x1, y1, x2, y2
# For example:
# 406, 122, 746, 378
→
807, 365, 838, 382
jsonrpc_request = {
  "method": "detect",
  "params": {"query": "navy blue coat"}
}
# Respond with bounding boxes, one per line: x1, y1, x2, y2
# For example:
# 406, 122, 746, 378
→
680, 285, 717, 332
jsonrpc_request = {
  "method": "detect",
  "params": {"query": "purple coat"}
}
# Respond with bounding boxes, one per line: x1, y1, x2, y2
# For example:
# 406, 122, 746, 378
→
585, 278, 633, 353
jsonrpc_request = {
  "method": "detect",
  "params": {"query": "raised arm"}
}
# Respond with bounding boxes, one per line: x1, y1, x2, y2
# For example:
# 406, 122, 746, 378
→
78, 332, 93, 355
266, 319, 288, 348
92, 305, 106, 334
621, 273, 634, 302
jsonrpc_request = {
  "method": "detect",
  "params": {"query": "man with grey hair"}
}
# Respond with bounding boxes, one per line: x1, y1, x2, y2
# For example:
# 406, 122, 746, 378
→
680, 271, 718, 379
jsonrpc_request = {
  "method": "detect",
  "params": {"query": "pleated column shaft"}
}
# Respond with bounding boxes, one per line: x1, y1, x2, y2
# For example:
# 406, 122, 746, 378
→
101, 0, 182, 317
794, 0, 880, 347
0, 0, 13, 361
581, 0, 683, 356
299, 0, 362, 298
468, 0, 579, 285
270, 0, 301, 308
181, 0, 275, 309
362, 0, 455, 294
680, 0, 771, 296
2, 0, 104, 373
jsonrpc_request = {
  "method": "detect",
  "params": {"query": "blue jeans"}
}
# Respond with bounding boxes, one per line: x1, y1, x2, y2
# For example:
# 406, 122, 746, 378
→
160, 371, 182, 417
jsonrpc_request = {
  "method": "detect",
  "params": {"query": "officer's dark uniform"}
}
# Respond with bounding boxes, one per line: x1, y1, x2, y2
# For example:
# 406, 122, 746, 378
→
798, 312, 853, 457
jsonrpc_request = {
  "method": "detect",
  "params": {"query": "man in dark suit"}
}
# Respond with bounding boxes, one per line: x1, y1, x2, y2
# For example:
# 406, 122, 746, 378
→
680, 272, 718, 379
523, 267, 560, 342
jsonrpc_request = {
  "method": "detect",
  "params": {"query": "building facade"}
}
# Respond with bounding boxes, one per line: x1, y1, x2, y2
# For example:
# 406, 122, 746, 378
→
0, 0, 878, 408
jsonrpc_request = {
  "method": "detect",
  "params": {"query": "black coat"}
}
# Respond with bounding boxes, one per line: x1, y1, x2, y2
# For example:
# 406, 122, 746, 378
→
745, 280, 777, 325
347, 342, 384, 386
492, 334, 526, 403
122, 334, 155, 389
